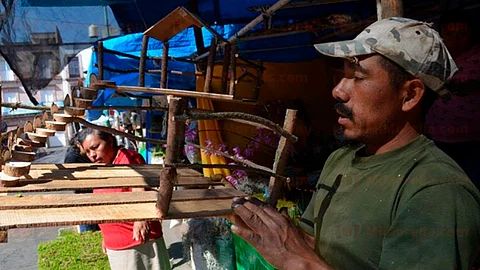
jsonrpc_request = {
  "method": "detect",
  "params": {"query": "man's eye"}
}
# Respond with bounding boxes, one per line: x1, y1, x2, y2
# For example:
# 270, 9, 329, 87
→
354, 76, 364, 81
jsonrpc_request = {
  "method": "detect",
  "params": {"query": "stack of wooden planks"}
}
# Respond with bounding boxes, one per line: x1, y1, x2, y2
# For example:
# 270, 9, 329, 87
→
0, 164, 243, 243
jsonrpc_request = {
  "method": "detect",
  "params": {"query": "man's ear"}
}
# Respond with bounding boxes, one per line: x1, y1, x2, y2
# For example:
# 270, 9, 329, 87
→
401, 78, 425, 112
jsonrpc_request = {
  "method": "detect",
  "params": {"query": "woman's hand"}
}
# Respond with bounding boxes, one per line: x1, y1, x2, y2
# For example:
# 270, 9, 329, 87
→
133, 221, 150, 243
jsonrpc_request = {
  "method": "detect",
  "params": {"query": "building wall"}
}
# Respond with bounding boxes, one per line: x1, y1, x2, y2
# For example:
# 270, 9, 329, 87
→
1, 50, 89, 126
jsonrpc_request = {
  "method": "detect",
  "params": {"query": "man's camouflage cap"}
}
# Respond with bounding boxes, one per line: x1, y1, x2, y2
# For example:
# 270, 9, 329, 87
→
314, 17, 458, 95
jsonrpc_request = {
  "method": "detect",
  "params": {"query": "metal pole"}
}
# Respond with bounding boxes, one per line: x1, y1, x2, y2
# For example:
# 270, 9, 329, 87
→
104, 6, 111, 37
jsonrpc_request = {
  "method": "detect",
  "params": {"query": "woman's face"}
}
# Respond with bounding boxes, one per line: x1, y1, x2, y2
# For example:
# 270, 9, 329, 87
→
81, 134, 116, 163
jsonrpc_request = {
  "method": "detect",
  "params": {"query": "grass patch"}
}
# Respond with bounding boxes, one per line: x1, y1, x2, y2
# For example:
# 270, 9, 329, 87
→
37, 230, 109, 270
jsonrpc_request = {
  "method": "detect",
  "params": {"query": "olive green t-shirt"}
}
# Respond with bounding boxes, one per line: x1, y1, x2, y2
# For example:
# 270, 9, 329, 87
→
299, 135, 480, 269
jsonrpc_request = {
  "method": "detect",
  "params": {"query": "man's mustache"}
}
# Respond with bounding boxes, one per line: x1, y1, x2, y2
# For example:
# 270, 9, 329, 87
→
334, 103, 354, 120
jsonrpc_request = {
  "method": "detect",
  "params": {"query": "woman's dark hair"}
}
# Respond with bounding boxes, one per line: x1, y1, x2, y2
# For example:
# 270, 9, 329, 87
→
68, 130, 88, 152
77, 128, 118, 150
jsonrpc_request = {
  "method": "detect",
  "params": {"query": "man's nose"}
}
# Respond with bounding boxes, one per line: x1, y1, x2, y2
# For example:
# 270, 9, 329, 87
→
332, 78, 350, 102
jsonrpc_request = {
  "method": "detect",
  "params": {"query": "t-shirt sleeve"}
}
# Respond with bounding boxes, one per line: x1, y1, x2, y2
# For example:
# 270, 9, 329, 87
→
378, 183, 480, 269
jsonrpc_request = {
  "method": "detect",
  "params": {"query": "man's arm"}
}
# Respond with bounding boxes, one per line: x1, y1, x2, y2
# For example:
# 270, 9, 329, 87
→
230, 197, 334, 270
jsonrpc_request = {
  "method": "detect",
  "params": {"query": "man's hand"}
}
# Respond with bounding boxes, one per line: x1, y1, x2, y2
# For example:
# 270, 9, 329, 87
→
133, 221, 150, 243
230, 197, 332, 270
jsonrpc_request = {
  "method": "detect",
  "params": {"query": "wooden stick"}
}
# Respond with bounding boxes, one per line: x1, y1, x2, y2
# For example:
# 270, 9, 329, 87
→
0, 230, 7, 243
254, 62, 264, 100
69, 116, 166, 145
379, 0, 404, 19
221, 43, 231, 93
1, 102, 60, 111
161, 42, 169, 88
185, 142, 274, 174
229, 46, 237, 96
204, 38, 217, 93
176, 111, 298, 143
138, 35, 149, 87
113, 85, 235, 101
170, 163, 289, 181
98, 41, 104, 80
0, 85, 2, 173
189, 0, 205, 53
157, 97, 185, 218
267, 109, 297, 207
101, 47, 192, 63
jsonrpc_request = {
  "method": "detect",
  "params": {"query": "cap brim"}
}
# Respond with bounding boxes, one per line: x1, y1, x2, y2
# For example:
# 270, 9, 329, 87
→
314, 39, 373, 58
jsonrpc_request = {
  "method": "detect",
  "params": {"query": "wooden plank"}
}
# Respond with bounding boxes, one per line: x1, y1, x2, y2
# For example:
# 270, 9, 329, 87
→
138, 35, 149, 87
144, 7, 202, 42
0, 176, 223, 193
23, 167, 200, 180
0, 199, 234, 230
0, 188, 244, 210
29, 164, 201, 175
267, 109, 297, 206
379, 0, 403, 19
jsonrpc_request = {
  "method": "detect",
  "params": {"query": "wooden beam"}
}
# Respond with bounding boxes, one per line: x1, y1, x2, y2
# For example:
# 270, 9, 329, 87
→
0, 85, 2, 173
113, 85, 235, 101
379, 0, 404, 19
203, 38, 217, 93
157, 97, 185, 218
189, 0, 205, 53
28, 164, 202, 173
97, 41, 104, 80
0, 199, 236, 230
229, 46, 237, 96
161, 42, 169, 88
0, 176, 223, 193
266, 109, 297, 207
221, 43, 231, 93
138, 35, 149, 87
0, 189, 244, 210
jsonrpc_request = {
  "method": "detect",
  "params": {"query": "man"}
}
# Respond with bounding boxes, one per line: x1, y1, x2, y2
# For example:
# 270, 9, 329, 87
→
230, 17, 480, 269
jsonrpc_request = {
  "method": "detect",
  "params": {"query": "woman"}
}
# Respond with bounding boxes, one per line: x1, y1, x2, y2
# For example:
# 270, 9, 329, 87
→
65, 131, 100, 233
78, 128, 171, 270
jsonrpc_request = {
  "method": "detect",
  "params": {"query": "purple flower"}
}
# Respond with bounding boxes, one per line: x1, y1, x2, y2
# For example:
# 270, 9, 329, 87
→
243, 147, 255, 159
226, 175, 239, 186
162, 144, 167, 148
215, 143, 227, 156
232, 147, 244, 159
233, 170, 247, 179
186, 145, 196, 154
185, 128, 197, 141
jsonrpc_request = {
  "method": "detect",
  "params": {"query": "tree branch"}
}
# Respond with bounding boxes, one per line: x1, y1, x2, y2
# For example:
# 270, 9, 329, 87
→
176, 111, 298, 143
